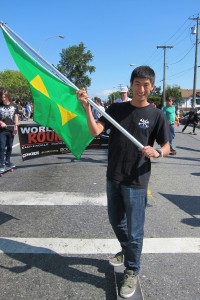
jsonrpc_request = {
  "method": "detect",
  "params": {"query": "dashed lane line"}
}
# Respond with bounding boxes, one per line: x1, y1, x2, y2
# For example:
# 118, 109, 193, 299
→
0, 191, 107, 206
0, 237, 199, 254
1, 192, 199, 254
0, 190, 155, 206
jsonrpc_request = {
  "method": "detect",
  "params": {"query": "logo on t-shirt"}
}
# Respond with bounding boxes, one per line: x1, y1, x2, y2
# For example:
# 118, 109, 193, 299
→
138, 118, 149, 129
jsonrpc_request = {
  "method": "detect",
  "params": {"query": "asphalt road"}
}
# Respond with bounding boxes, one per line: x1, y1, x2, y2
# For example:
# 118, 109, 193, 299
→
0, 122, 200, 300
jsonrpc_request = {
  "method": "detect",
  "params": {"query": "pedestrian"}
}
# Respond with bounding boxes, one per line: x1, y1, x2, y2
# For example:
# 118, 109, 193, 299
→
115, 86, 131, 103
0, 89, 19, 172
92, 97, 105, 120
76, 65, 170, 298
163, 96, 179, 155
182, 107, 200, 135
25, 101, 31, 119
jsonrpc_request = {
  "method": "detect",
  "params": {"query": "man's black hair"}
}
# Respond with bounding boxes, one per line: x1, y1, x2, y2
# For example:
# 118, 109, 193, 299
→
130, 65, 155, 85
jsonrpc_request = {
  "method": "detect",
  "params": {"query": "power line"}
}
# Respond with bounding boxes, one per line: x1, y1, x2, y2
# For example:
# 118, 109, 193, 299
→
168, 45, 195, 65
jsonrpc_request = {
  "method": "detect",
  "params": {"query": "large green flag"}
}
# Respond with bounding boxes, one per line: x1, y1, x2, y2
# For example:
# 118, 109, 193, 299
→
2, 29, 93, 159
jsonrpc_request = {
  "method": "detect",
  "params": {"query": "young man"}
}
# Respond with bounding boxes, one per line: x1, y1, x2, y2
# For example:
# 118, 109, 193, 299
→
163, 96, 179, 155
0, 89, 18, 172
77, 66, 170, 298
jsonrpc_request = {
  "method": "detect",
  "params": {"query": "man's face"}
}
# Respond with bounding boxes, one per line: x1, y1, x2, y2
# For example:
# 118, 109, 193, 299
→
131, 78, 153, 102
121, 92, 127, 100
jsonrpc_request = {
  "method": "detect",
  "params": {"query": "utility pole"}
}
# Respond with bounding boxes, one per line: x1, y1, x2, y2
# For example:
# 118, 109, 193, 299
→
157, 45, 173, 107
189, 15, 200, 108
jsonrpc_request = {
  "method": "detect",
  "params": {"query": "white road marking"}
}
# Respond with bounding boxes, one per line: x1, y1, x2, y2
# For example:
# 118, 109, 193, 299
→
0, 237, 199, 254
1, 192, 199, 254
0, 191, 107, 206
143, 237, 200, 254
12, 143, 20, 148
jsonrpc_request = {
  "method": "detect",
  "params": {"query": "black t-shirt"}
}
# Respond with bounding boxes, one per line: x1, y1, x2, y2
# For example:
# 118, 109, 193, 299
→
99, 102, 170, 187
0, 103, 18, 133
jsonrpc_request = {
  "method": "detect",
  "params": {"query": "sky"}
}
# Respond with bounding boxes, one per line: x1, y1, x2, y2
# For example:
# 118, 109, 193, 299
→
0, 0, 199, 100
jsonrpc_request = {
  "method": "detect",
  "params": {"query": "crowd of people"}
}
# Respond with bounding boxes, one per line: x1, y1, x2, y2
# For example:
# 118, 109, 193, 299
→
14, 101, 33, 121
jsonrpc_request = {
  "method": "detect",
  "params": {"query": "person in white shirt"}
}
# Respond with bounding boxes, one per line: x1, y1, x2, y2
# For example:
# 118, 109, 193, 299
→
115, 86, 131, 103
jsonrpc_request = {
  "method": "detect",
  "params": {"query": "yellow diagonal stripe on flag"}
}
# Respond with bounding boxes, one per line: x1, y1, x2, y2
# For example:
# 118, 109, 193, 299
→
57, 104, 77, 126
30, 75, 50, 98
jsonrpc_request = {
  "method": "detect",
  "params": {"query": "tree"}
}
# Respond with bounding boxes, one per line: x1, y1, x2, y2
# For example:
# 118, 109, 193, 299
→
152, 86, 162, 96
0, 70, 32, 104
165, 85, 183, 106
107, 91, 120, 104
148, 86, 162, 107
57, 42, 95, 88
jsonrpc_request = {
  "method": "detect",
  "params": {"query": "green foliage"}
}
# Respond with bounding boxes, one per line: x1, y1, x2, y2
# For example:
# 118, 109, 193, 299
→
108, 91, 120, 104
149, 85, 184, 108
148, 95, 162, 107
57, 42, 95, 88
152, 86, 162, 96
165, 85, 183, 106
148, 86, 162, 107
0, 70, 32, 104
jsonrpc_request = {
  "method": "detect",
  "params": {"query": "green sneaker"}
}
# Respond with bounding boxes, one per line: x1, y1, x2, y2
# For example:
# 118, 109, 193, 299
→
5, 161, 15, 168
109, 251, 124, 267
0, 164, 6, 173
120, 269, 137, 298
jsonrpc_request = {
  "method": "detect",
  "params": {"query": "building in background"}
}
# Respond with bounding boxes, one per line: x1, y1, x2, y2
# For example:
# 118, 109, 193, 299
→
179, 89, 200, 110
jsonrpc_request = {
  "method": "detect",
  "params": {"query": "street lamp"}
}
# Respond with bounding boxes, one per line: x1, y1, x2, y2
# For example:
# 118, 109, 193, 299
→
130, 64, 136, 66
38, 35, 65, 53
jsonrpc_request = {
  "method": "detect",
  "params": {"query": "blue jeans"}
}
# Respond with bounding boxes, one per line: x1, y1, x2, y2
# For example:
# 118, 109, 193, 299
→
0, 131, 14, 164
169, 124, 175, 149
107, 180, 147, 275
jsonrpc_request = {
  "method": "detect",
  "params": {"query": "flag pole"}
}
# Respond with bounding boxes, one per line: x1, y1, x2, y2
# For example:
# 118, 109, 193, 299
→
0, 22, 144, 149
0, 22, 76, 89
86, 98, 144, 148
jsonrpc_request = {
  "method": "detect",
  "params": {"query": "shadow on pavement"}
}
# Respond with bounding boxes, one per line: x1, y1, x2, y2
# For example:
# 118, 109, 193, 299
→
176, 146, 200, 153
166, 155, 200, 162
0, 238, 116, 300
191, 172, 200, 176
160, 193, 200, 227
0, 212, 20, 225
